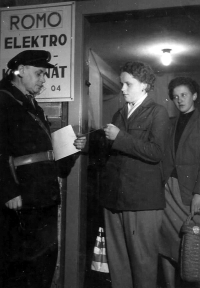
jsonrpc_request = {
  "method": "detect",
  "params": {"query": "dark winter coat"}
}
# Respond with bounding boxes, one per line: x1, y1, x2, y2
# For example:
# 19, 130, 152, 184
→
0, 78, 61, 208
100, 96, 170, 211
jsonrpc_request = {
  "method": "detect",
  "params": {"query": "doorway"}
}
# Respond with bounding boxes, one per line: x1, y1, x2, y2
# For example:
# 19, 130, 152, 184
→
83, 5, 200, 288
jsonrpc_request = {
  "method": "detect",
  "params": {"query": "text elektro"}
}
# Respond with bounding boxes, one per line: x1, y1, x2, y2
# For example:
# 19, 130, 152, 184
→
4, 34, 67, 49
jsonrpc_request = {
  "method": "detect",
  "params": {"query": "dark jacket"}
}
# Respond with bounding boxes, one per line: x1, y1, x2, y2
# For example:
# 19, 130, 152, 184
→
100, 96, 170, 211
163, 109, 200, 205
0, 78, 62, 208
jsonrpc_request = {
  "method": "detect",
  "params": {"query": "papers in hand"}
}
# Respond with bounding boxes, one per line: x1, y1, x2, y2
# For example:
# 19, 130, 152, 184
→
51, 125, 80, 160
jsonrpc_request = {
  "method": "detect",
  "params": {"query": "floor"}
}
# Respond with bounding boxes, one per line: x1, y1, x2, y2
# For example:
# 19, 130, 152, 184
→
84, 271, 112, 288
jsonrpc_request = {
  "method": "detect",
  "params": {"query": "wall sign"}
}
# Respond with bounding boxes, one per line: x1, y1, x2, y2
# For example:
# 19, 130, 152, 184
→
0, 2, 75, 102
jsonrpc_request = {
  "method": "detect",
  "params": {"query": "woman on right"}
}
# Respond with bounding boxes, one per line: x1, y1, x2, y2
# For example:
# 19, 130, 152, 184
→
160, 76, 200, 288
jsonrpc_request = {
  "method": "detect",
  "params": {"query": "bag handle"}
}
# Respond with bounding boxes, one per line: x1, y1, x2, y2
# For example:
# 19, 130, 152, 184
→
185, 214, 193, 225
184, 213, 199, 226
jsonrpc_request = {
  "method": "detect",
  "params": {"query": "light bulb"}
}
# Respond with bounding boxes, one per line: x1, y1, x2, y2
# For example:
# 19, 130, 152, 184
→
161, 49, 172, 66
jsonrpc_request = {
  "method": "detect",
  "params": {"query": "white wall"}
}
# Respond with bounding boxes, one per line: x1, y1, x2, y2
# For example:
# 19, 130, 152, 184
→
153, 73, 178, 118
89, 50, 121, 129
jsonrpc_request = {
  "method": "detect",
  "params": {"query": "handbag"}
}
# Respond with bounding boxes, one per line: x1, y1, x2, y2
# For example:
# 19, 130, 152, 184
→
91, 227, 109, 273
180, 213, 200, 282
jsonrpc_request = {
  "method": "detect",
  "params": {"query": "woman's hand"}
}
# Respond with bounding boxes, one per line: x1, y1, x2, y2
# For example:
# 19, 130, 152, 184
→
104, 124, 120, 140
191, 194, 200, 216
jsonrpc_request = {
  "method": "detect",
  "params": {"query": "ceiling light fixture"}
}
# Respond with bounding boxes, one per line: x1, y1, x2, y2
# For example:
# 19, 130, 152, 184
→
161, 49, 172, 66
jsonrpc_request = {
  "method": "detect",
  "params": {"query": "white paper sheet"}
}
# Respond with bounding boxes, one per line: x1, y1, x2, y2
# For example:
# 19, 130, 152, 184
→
51, 125, 80, 160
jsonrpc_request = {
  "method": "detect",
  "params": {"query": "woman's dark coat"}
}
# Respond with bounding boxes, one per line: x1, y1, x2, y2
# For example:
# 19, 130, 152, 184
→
163, 109, 200, 205
101, 96, 170, 211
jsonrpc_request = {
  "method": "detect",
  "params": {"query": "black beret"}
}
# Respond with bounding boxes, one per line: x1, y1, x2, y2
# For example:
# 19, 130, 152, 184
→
7, 50, 55, 70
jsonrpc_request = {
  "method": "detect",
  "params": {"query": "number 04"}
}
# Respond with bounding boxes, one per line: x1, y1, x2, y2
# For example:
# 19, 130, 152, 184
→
51, 85, 61, 91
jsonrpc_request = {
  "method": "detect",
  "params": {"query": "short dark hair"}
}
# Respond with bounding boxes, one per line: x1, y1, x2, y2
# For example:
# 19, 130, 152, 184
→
168, 77, 200, 100
120, 61, 156, 92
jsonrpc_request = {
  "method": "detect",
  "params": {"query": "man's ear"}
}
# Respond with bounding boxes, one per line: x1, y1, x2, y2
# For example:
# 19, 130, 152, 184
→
193, 92, 197, 101
17, 65, 25, 78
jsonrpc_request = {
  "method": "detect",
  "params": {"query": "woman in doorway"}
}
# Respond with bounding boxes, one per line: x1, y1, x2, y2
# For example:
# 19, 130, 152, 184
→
101, 61, 170, 288
160, 76, 200, 288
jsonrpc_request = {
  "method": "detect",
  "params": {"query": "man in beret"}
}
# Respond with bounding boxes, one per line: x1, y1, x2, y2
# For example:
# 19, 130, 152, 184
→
0, 50, 86, 288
